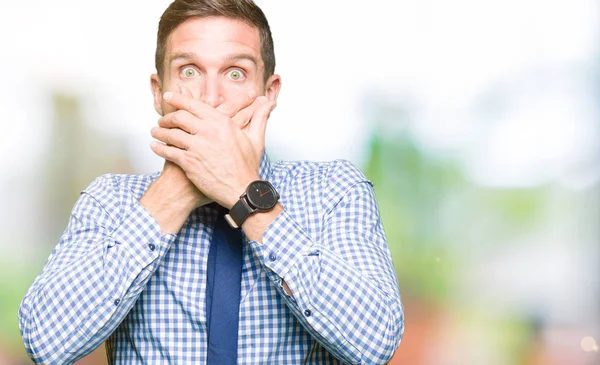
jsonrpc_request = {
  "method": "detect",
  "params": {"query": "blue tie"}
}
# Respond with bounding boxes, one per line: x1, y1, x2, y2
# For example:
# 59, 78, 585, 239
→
206, 207, 243, 365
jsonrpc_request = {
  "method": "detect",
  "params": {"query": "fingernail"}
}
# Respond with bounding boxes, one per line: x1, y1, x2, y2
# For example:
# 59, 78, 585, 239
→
257, 96, 268, 104
163, 91, 172, 101
151, 127, 158, 134
150, 141, 159, 149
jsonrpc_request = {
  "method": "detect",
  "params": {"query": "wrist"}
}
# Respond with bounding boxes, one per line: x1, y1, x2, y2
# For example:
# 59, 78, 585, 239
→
154, 175, 200, 211
140, 177, 197, 234
241, 203, 283, 242
224, 174, 260, 209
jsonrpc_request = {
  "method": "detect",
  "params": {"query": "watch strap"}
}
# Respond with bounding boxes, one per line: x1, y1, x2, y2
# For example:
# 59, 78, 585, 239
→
225, 196, 254, 229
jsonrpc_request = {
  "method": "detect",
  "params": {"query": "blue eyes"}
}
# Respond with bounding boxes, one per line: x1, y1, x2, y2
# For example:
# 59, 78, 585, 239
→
180, 67, 246, 81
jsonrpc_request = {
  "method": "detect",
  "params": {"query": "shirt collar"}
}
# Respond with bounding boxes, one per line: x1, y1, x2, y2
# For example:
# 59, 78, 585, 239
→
258, 150, 273, 181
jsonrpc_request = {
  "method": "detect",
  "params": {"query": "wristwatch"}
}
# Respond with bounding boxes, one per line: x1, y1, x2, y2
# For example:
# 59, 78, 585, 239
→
225, 180, 280, 228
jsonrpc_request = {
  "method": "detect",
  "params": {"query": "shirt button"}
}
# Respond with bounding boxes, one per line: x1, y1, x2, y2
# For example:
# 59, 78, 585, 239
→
114, 299, 121, 306
148, 243, 156, 251
269, 252, 277, 261
304, 309, 312, 317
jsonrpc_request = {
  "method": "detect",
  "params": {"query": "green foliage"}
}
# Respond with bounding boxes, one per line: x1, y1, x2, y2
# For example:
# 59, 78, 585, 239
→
0, 259, 41, 356
364, 132, 464, 302
363, 129, 547, 303
476, 189, 548, 231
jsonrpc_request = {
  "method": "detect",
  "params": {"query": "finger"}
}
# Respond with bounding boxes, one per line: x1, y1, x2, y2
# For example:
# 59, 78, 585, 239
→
247, 99, 277, 141
151, 127, 192, 150
163, 91, 213, 119
216, 89, 257, 118
150, 141, 186, 166
178, 85, 194, 99
158, 110, 199, 134
232, 96, 267, 128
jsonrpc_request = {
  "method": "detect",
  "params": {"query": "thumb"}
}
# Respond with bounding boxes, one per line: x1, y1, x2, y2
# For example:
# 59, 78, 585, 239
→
246, 99, 276, 147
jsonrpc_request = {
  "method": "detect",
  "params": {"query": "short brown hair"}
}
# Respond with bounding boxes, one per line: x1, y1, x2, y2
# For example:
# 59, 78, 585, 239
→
155, 0, 275, 83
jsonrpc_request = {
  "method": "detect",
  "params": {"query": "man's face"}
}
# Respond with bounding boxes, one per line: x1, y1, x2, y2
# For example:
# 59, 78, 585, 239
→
151, 16, 279, 115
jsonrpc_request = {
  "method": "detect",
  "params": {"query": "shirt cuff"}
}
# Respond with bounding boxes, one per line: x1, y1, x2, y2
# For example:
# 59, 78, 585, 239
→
111, 195, 176, 267
249, 209, 317, 279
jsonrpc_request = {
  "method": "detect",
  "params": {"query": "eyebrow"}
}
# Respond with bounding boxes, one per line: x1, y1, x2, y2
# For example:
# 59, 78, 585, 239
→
169, 51, 260, 68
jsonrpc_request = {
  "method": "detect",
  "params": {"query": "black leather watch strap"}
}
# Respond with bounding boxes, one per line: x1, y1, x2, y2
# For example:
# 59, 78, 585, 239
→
225, 180, 279, 229
225, 196, 254, 228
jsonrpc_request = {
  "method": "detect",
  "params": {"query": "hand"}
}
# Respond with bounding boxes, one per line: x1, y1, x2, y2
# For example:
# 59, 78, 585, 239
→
179, 84, 275, 159
150, 86, 263, 211
158, 160, 213, 208
150, 91, 277, 209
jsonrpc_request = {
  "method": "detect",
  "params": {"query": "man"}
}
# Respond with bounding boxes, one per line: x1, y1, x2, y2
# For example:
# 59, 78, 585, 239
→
19, 0, 404, 364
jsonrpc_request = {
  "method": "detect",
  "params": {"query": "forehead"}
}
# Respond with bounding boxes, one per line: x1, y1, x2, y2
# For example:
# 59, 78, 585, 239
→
166, 16, 261, 64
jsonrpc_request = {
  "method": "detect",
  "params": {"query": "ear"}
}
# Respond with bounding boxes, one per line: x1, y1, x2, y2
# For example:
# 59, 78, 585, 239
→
150, 74, 164, 116
264, 74, 281, 102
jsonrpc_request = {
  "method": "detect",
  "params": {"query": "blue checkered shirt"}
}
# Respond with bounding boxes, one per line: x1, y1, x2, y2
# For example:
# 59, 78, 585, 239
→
19, 154, 404, 364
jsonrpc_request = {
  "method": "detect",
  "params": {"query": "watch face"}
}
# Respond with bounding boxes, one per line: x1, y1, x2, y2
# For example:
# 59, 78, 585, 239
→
246, 180, 279, 210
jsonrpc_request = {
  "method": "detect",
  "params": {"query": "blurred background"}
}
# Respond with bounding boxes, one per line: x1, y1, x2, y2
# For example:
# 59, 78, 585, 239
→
0, 0, 598, 364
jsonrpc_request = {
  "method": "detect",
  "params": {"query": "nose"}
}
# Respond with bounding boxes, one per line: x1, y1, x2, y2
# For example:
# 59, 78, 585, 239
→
201, 75, 224, 108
